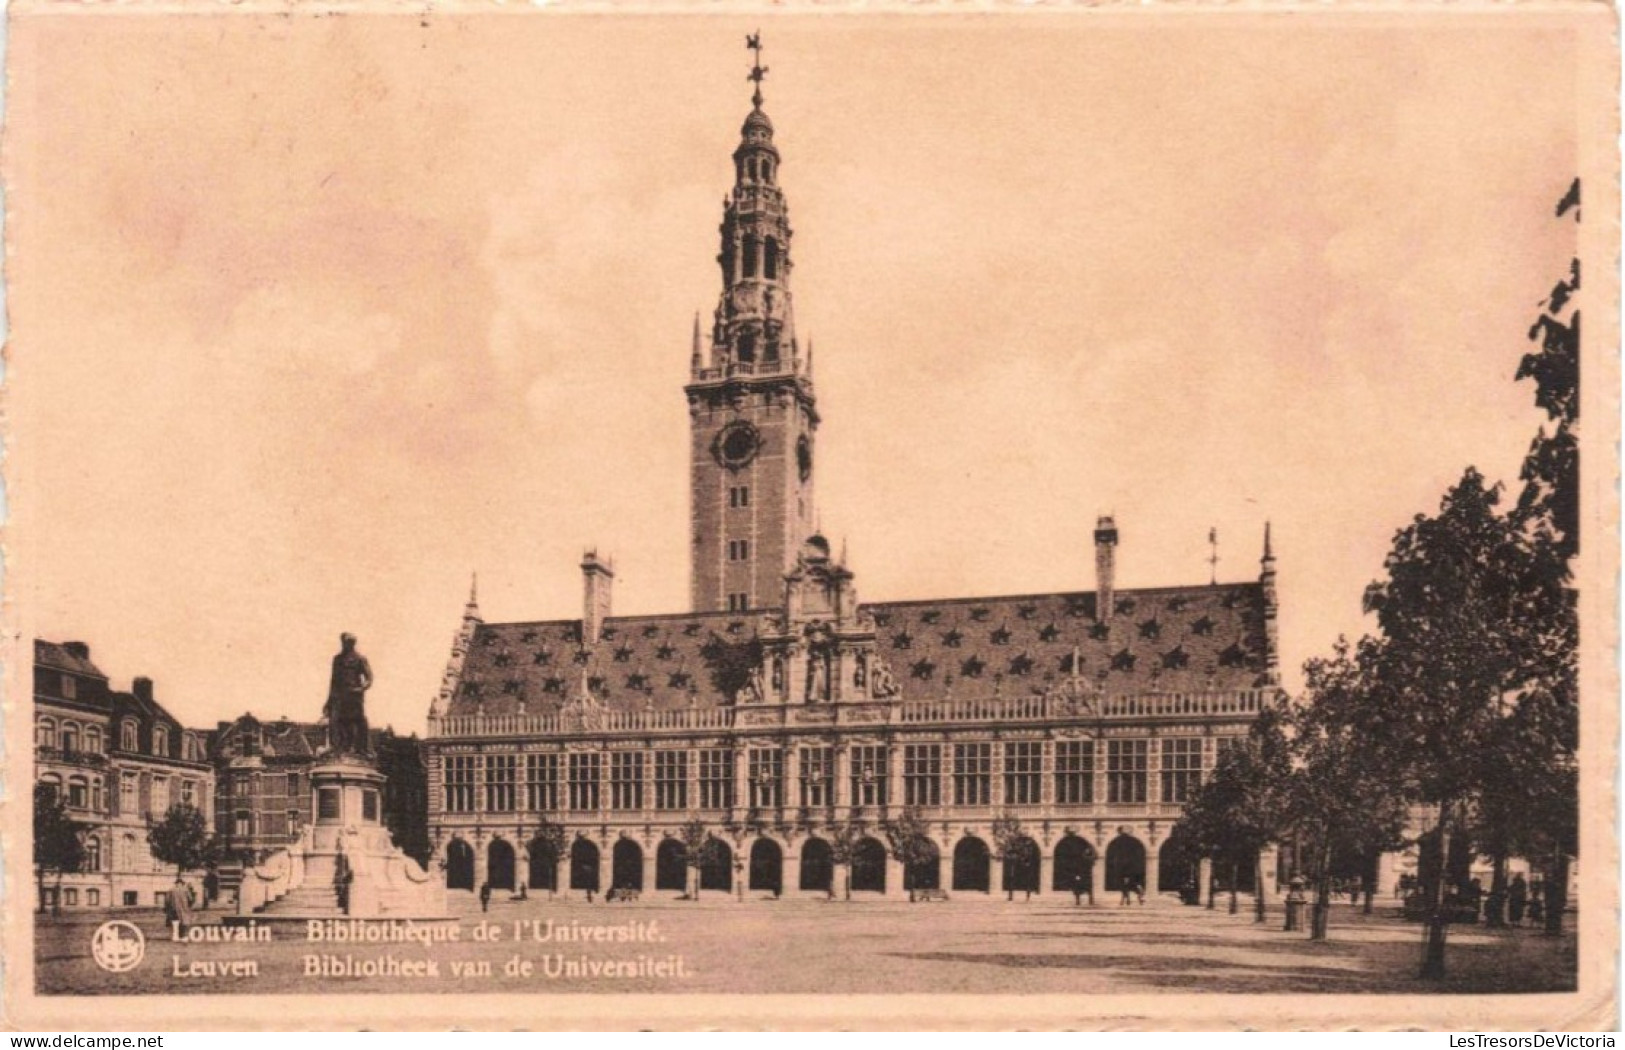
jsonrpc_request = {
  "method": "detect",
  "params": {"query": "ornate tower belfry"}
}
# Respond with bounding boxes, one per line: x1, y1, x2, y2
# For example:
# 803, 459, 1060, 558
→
686, 34, 820, 613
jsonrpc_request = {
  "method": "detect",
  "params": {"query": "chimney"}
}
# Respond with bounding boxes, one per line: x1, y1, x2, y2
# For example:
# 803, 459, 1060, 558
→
1260, 522, 1280, 684
132, 676, 154, 704
63, 641, 90, 661
581, 550, 615, 646
1093, 515, 1119, 621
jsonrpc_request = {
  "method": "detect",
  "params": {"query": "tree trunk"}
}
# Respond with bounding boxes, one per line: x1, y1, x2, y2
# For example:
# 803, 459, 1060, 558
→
1310, 839, 1332, 941
1362, 849, 1377, 915
1544, 849, 1569, 935
1420, 800, 1452, 979
1484, 853, 1508, 928
1253, 850, 1267, 924
1229, 861, 1240, 914
1206, 858, 1216, 910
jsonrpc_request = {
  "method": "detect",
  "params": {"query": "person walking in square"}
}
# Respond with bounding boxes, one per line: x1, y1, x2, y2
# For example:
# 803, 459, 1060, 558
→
479, 881, 492, 913
1072, 872, 1086, 906
1120, 874, 1133, 906
1508, 873, 1528, 926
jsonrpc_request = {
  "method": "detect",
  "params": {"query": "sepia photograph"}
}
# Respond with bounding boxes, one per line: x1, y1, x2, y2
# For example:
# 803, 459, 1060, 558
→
4, 4, 1616, 1031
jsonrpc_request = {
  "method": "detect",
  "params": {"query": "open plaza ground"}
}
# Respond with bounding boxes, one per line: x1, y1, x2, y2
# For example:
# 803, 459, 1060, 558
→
36, 891, 1577, 997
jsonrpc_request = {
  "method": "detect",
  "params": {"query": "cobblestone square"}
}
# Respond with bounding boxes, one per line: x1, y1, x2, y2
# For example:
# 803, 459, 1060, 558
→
36, 894, 1577, 997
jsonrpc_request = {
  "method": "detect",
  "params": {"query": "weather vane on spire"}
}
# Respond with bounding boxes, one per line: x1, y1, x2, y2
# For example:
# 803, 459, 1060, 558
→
746, 31, 768, 108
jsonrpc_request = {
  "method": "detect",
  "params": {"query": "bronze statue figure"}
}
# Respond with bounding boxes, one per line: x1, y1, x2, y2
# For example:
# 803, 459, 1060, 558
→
324, 633, 373, 755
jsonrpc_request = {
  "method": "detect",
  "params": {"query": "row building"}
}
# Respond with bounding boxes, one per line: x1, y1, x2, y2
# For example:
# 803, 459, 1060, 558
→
32, 640, 429, 911
421, 53, 1285, 901
33, 640, 214, 910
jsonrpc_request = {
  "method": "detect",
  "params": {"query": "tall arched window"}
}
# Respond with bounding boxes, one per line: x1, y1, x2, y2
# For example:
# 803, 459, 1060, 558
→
742, 238, 759, 279
36, 718, 56, 749
85, 727, 103, 754
39, 774, 62, 804
61, 723, 80, 753
83, 836, 102, 873
152, 725, 169, 757
67, 776, 89, 810
120, 719, 138, 752
764, 238, 779, 280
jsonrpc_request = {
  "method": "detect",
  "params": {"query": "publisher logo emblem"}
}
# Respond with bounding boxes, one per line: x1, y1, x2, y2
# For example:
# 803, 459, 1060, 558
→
90, 920, 145, 973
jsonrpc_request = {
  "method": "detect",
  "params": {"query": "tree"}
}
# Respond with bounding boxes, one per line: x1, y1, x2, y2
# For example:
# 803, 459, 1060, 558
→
826, 818, 866, 901
990, 813, 1034, 901
676, 818, 723, 900
34, 784, 85, 918
1287, 646, 1411, 940
1508, 177, 1581, 934
528, 816, 567, 895
1172, 702, 1294, 922
147, 802, 218, 878
883, 808, 937, 902
1516, 177, 1580, 564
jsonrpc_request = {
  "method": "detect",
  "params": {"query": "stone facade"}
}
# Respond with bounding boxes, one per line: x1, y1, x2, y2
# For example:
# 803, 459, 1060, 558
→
33, 641, 213, 910
422, 69, 1285, 901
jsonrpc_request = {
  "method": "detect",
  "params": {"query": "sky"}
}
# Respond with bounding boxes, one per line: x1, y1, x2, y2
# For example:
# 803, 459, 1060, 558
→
8, 9, 1595, 738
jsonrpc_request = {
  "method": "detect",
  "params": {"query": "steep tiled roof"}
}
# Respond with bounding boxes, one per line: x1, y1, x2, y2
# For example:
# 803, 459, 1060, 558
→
446, 582, 1269, 718
35, 639, 107, 680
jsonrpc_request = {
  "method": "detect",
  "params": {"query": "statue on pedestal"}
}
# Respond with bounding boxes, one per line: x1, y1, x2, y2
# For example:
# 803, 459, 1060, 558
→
324, 632, 373, 756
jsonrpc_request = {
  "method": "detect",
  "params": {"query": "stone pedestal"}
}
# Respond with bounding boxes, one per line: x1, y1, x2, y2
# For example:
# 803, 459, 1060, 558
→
237, 755, 446, 920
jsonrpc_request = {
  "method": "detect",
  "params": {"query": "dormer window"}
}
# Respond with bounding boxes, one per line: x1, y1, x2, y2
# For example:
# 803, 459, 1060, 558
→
152, 725, 169, 757
61, 675, 77, 700
120, 719, 138, 753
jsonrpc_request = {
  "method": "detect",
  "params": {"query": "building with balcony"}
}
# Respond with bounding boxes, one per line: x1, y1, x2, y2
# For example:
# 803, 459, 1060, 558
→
34, 640, 213, 910
422, 52, 1285, 900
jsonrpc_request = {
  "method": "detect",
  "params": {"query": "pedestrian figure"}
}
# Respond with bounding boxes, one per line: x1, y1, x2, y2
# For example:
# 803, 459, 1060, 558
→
1071, 873, 1085, 906
1136, 876, 1145, 906
479, 881, 492, 913
1509, 873, 1528, 926
1120, 874, 1133, 907
1529, 880, 1545, 925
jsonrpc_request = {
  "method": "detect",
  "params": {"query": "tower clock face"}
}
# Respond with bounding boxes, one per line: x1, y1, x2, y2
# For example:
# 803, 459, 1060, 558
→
713, 421, 761, 470
797, 435, 813, 482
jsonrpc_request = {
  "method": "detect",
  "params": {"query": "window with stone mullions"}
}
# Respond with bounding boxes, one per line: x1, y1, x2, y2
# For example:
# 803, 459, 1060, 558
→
1055, 739, 1094, 805
953, 742, 992, 806
799, 746, 832, 807
699, 748, 732, 810
525, 753, 559, 812
849, 745, 888, 807
567, 752, 601, 811
1107, 739, 1149, 804
748, 748, 783, 808
903, 744, 941, 806
655, 750, 688, 810
444, 756, 476, 814
485, 754, 516, 812
609, 751, 643, 810
1003, 741, 1042, 805
1160, 738, 1203, 804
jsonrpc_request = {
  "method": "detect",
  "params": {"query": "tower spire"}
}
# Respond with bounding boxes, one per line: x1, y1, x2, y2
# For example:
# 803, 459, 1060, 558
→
691, 311, 703, 371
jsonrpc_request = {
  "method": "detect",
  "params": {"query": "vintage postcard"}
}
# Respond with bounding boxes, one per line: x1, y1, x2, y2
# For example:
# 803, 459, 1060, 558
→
3, 2, 1618, 1031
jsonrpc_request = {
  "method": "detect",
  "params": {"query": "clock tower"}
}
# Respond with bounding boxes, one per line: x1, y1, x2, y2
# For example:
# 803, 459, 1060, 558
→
686, 39, 819, 614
